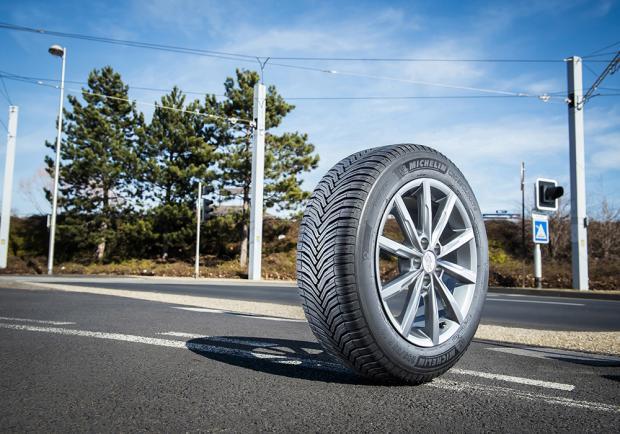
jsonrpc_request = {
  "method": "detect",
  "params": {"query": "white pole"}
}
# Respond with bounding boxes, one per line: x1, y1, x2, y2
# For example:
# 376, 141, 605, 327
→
566, 56, 589, 290
0, 106, 19, 268
47, 48, 66, 275
195, 181, 202, 279
533, 244, 542, 289
248, 83, 266, 280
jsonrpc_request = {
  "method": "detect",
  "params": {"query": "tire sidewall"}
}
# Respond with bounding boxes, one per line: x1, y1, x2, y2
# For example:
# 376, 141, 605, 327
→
355, 148, 488, 374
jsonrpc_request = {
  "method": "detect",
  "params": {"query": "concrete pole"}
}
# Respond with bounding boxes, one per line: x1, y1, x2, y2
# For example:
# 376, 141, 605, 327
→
195, 181, 202, 279
0, 106, 19, 268
248, 83, 266, 280
566, 56, 589, 290
533, 244, 542, 289
47, 49, 66, 275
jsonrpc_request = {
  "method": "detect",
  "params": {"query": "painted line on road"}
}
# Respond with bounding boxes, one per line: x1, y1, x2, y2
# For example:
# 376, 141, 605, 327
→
450, 368, 574, 391
485, 299, 584, 306
0, 316, 76, 325
159, 331, 204, 338
1, 321, 618, 413
0, 322, 341, 371
173, 307, 225, 314
486, 346, 620, 363
158, 332, 279, 348
171, 306, 306, 322
429, 379, 618, 413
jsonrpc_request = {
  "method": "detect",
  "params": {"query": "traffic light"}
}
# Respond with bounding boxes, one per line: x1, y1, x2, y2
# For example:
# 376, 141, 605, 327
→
202, 198, 215, 221
535, 178, 564, 212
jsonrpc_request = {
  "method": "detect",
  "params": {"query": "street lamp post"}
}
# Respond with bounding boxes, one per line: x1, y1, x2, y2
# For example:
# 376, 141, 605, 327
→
47, 44, 66, 275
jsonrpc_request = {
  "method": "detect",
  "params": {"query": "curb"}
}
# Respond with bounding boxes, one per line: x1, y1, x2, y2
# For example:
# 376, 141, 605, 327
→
489, 286, 620, 301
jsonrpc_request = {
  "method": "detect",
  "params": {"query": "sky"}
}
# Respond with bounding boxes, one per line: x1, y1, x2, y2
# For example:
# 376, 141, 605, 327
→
0, 0, 618, 217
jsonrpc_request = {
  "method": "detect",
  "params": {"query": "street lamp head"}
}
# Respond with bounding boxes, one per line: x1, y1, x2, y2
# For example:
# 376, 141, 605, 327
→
48, 44, 65, 57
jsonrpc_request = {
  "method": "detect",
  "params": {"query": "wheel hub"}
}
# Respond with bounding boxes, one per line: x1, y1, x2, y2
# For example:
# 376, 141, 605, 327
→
421, 251, 437, 273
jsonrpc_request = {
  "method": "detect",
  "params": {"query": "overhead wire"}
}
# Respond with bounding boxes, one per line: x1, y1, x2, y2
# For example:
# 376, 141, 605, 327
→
0, 22, 255, 62
70, 88, 254, 125
0, 21, 603, 102
0, 72, 253, 126
0, 74, 12, 105
0, 70, 572, 103
7, 69, 617, 105
583, 63, 600, 78
584, 40, 620, 58
269, 56, 565, 63
0, 71, 227, 98
1, 22, 615, 64
267, 62, 567, 99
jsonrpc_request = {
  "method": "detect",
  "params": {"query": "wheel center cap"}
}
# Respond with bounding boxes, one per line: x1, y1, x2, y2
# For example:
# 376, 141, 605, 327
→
422, 251, 437, 273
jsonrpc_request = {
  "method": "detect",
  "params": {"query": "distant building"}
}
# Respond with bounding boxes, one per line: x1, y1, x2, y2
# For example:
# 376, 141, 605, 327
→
482, 210, 521, 221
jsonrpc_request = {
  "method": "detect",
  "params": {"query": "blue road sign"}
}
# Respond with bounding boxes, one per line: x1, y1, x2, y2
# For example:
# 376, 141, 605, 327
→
532, 213, 549, 244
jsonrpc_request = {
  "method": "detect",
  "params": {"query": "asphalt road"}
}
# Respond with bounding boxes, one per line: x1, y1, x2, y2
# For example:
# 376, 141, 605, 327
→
11, 275, 620, 331
0, 285, 618, 432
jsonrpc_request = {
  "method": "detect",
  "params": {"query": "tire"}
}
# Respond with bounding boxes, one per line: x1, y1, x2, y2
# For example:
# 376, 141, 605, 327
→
296, 144, 488, 384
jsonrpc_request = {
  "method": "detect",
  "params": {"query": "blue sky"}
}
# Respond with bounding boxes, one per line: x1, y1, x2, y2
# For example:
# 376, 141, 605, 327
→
0, 0, 618, 216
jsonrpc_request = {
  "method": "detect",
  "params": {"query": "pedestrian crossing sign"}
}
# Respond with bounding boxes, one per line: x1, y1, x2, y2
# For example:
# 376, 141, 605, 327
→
532, 213, 549, 244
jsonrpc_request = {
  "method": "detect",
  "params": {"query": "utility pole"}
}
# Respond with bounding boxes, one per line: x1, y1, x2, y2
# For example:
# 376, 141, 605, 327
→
565, 50, 619, 290
520, 161, 525, 287
566, 56, 588, 290
0, 106, 18, 268
195, 181, 202, 279
248, 83, 266, 280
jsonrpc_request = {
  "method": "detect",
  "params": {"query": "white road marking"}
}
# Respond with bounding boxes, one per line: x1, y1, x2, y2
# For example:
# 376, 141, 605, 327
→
450, 368, 575, 391
0, 316, 76, 325
429, 379, 618, 413
158, 332, 278, 348
172, 307, 225, 314
159, 331, 204, 338
235, 314, 306, 323
2, 321, 618, 413
0, 322, 340, 371
486, 299, 584, 306
172, 306, 306, 322
486, 346, 620, 363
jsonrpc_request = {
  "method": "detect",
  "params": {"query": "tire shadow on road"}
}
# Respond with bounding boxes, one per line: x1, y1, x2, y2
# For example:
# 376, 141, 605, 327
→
185, 336, 376, 384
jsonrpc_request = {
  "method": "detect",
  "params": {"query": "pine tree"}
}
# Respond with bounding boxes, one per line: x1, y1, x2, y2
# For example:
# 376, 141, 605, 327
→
142, 87, 216, 258
205, 69, 319, 266
44, 66, 144, 260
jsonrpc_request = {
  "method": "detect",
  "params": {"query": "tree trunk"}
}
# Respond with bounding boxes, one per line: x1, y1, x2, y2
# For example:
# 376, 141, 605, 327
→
239, 189, 249, 268
97, 188, 110, 261
96, 221, 107, 261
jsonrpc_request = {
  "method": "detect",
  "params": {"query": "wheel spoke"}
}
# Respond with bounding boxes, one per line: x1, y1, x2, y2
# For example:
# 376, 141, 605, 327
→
399, 274, 424, 335
381, 269, 422, 300
421, 180, 433, 239
431, 193, 456, 246
424, 278, 439, 345
393, 195, 423, 251
438, 228, 474, 258
437, 260, 477, 284
433, 273, 463, 324
378, 235, 420, 259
